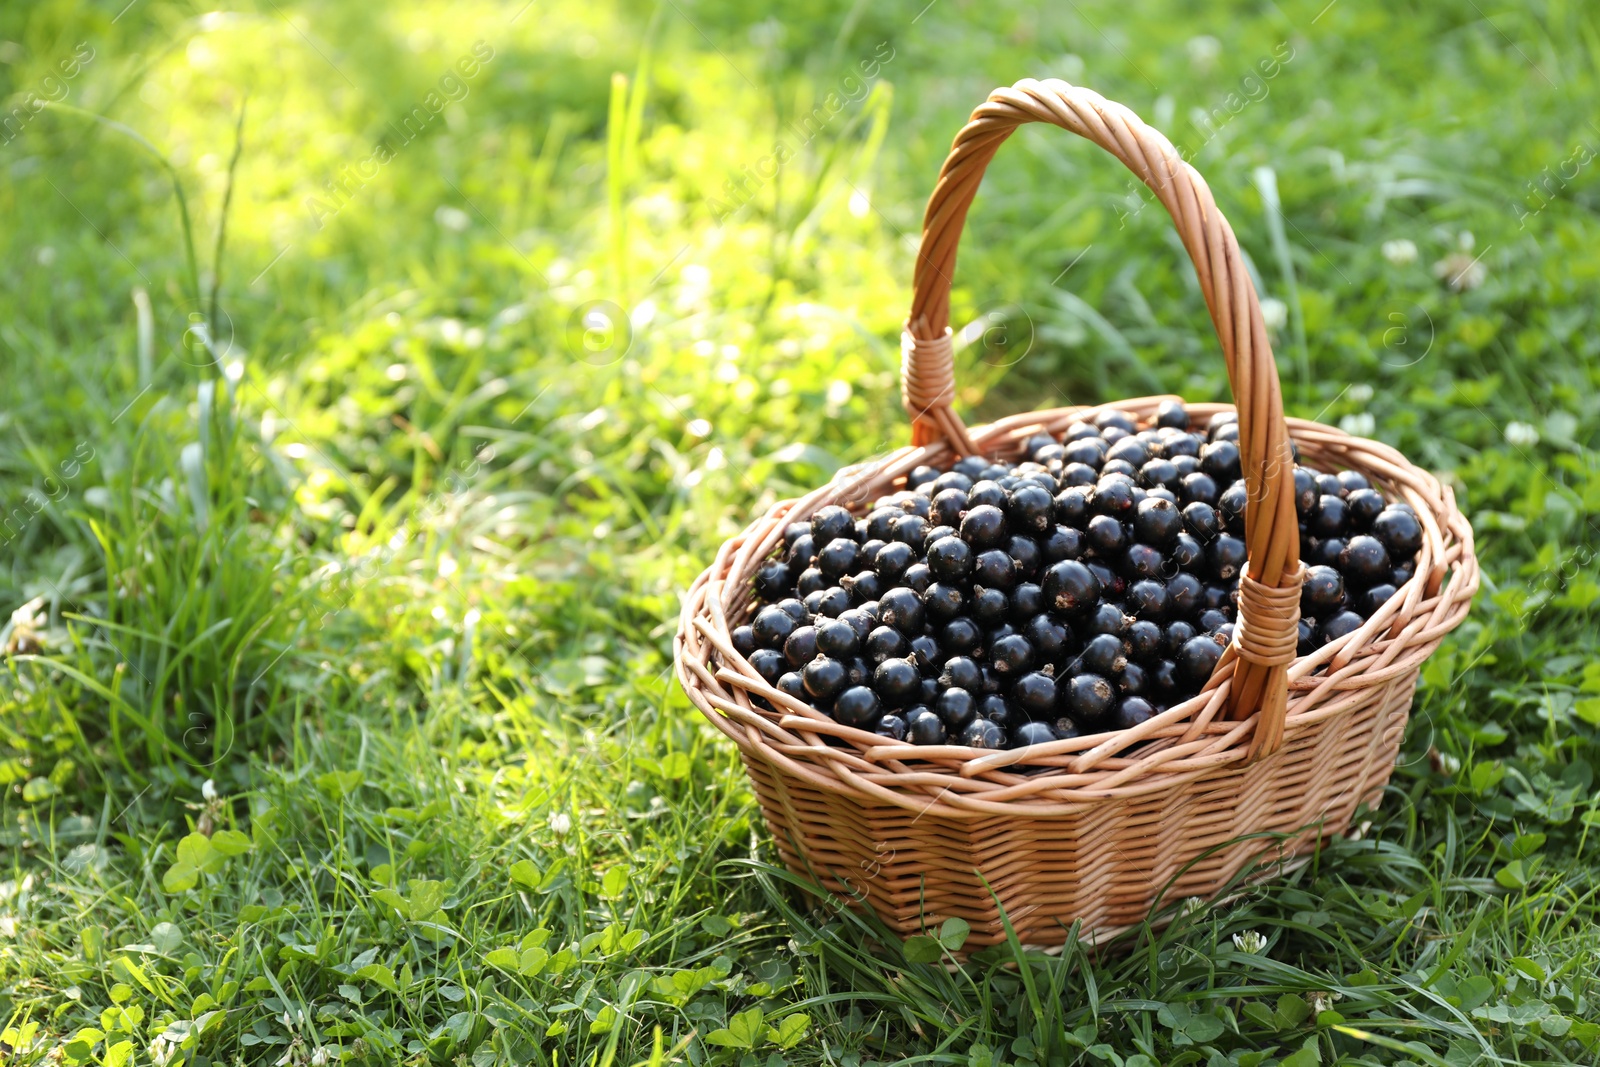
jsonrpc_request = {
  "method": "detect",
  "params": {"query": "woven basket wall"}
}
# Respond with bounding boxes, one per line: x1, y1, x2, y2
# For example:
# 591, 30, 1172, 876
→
674, 80, 1478, 952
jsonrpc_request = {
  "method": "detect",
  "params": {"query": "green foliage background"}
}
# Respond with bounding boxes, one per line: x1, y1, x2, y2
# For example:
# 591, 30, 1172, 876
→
1, 1, 1598, 1064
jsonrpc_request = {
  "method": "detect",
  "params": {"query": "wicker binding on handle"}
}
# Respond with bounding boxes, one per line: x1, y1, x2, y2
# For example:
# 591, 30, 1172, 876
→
674, 79, 1479, 952
902, 79, 1302, 757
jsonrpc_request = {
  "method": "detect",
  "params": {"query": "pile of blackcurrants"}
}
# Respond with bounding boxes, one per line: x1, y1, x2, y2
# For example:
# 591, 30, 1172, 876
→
731, 401, 1425, 752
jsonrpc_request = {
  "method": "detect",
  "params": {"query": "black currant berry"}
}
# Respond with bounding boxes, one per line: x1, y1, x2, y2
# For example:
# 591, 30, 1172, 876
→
961, 718, 1006, 749
872, 657, 921, 707
1291, 468, 1317, 515
991, 633, 1036, 676
1301, 565, 1346, 617
971, 586, 1009, 625
750, 648, 787, 685
1086, 514, 1127, 555
1043, 560, 1101, 614
1180, 471, 1220, 507
1175, 634, 1224, 688
1183, 501, 1222, 540
1164, 620, 1198, 657
731, 625, 757, 656
1308, 494, 1347, 539
872, 541, 913, 581
795, 567, 828, 597
938, 655, 982, 693
1023, 614, 1071, 659
1128, 579, 1172, 620
1011, 720, 1056, 748
833, 685, 881, 728
909, 634, 940, 669
812, 587, 850, 618
1007, 484, 1055, 534
1156, 399, 1190, 430
811, 505, 854, 546
1296, 617, 1319, 656
1123, 543, 1165, 580
777, 672, 808, 702
1207, 535, 1247, 581
1339, 535, 1391, 586
1126, 619, 1162, 659
1200, 440, 1242, 485
1355, 583, 1398, 616
1197, 608, 1231, 633
1086, 601, 1130, 636
891, 514, 929, 548
935, 687, 977, 730
926, 536, 973, 581
977, 693, 1014, 728
866, 625, 911, 663
1077, 633, 1124, 675
1063, 673, 1116, 723
1091, 479, 1136, 518
973, 549, 1018, 590
959, 504, 1008, 550
1344, 488, 1385, 530
1322, 610, 1364, 643
1168, 572, 1203, 616
1113, 696, 1156, 731
753, 605, 799, 647
940, 617, 983, 657
783, 625, 819, 667
878, 587, 925, 634
905, 707, 946, 745
1372, 508, 1423, 556
794, 652, 840, 697
1054, 487, 1092, 526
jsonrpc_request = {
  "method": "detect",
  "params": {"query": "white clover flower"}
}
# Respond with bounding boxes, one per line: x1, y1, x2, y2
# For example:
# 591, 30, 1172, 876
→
202, 779, 218, 801
1434, 252, 1486, 292
1180, 896, 1205, 917
1505, 421, 1540, 448
1347, 383, 1374, 404
1232, 930, 1267, 954
1339, 413, 1376, 437
1308, 990, 1342, 1013
149, 1036, 179, 1067
311, 1046, 331, 1066
1259, 297, 1289, 333
1186, 35, 1222, 71
549, 811, 573, 836
1381, 239, 1417, 266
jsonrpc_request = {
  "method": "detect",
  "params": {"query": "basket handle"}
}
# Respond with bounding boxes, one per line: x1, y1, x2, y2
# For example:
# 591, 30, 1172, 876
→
902, 79, 1303, 756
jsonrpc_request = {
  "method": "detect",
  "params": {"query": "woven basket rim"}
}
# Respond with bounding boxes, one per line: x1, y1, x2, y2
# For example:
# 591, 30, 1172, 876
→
674, 397, 1479, 817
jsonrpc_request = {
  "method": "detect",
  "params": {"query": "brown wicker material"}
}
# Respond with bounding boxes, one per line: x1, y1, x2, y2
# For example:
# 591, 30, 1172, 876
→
674, 79, 1478, 951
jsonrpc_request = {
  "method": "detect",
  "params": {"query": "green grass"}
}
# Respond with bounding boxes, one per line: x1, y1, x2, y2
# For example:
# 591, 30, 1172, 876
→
2, 0, 1599, 1064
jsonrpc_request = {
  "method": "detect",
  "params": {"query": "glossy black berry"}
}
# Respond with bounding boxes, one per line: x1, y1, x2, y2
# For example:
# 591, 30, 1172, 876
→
925, 536, 972, 581
833, 685, 881, 728
970, 586, 1009, 625
1164, 620, 1198, 657
1123, 543, 1165, 581
905, 706, 946, 745
783, 625, 819, 667
990, 633, 1036, 676
1113, 696, 1156, 731
810, 506, 854, 546
1010, 582, 1044, 621
930, 488, 969, 528
1198, 608, 1231, 633
1339, 535, 1391, 586
866, 625, 911, 663
801, 656, 846, 700
1063, 673, 1116, 723
1322, 610, 1364, 643
812, 587, 851, 618
1296, 617, 1319, 656
1011, 720, 1056, 748
922, 583, 965, 624
1355, 583, 1399, 616
752, 605, 799, 647
1054, 487, 1092, 527
872, 540, 913, 581
909, 634, 940, 669
1308, 538, 1344, 568
961, 718, 1006, 749
1168, 573, 1203, 616
1086, 601, 1130, 636
1077, 633, 1124, 675
1010, 671, 1057, 716
1301, 565, 1346, 617
1218, 481, 1249, 533
1126, 578, 1171, 620
1085, 514, 1127, 555
901, 562, 932, 593
891, 514, 929, 549
878, 587, 925, 634
1007, 484, 1055, 534
1043, 560, 1101, 614
1372, 508, 1423, 557
936, 687, 977, 730
731, 624, 757, 656
1155, 399, 1190, 429
1134, 502, 1183, 558
1308, 494, 1347, 539
795, 567, 828, 597
1207, 534, 1247, 581
1344, 488, 1385, 530
1007, 536, 1043, 581
1126, 619, 1162, 659
973, 549, 1018, 590
749, 648, 786, 685
1118, 660, 1150, 696
1091, 479, 1136, 518
1175, 635, 1224, 688
1182, 501, 1222, 540
1200, 440, 1242, 485
777, 672, 808, 702
959, 504, 1008, 550
872, 657, 921, 707
936, 655, 981, 693
776, 598, 808, 622
1291, 467, 1317, 515
940, 617, 983, 657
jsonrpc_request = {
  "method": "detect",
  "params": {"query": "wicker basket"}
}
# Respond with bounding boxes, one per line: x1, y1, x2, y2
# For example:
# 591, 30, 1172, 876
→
674, 79, 1478, 952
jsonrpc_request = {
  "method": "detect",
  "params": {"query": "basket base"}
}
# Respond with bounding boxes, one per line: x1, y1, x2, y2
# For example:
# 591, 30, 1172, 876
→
743, 669, 1415, 951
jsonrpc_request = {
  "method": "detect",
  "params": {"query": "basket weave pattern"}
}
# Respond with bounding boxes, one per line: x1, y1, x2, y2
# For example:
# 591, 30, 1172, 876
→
674, 80, 1478, 950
